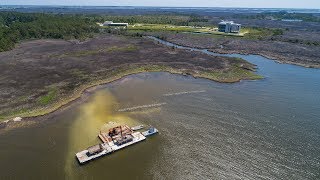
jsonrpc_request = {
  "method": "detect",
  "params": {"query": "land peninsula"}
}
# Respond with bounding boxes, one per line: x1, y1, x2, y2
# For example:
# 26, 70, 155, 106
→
0, 34, 261, 124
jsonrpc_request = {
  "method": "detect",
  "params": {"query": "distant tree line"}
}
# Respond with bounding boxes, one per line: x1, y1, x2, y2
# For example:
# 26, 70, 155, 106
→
0, 12, 209, 52
235, 11, 320, 22
0, 12, 99, 52
91, 14, 208, 26
2, 11, 319, 53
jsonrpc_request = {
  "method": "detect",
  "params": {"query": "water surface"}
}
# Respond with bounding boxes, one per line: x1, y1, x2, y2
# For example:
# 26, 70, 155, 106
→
0, 47, 319, 179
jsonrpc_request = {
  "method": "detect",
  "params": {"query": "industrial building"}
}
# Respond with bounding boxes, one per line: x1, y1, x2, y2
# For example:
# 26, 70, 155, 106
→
103, 21, 129, 27
218, 21, 241, 33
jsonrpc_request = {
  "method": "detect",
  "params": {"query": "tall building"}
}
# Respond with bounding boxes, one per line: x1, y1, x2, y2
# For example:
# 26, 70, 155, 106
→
218, 21, 241, 33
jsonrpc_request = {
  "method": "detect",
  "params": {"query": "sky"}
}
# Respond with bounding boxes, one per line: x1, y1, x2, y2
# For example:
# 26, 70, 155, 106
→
1, 0, 320, 9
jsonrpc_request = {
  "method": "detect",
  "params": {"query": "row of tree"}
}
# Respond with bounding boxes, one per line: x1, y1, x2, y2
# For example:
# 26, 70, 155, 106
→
0, 12, 99, 52
0, 12, 209, 52
91, 14, 208, 26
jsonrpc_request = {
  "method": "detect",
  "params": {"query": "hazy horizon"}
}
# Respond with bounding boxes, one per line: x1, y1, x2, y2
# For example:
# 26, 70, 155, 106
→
1, 5, 320, 10
1, 0, 320, 9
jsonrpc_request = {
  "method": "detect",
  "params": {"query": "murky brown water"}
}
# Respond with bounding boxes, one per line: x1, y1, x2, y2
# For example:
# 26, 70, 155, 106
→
0, 55, 320, 179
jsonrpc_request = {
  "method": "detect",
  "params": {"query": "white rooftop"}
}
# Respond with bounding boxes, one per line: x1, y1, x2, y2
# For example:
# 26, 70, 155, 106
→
219, 21, 241, 25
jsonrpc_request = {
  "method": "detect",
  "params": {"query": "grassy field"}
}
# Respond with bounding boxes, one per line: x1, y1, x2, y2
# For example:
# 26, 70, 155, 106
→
124, 23, 283, 40
38, 87, 58, 105
127, 23, 245, 36
241, 27, 283, 40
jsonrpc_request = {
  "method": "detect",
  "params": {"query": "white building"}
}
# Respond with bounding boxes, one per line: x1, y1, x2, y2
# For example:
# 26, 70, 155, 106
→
218, 21, 241, 33
103, 21, 128, 27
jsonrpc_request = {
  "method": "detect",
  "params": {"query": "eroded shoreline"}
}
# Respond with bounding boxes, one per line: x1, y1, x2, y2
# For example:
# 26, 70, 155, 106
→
0, 65, 262, 130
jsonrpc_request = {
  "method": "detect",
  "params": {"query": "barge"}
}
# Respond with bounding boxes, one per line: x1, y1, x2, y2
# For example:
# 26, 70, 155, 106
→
76, 124, 158, 164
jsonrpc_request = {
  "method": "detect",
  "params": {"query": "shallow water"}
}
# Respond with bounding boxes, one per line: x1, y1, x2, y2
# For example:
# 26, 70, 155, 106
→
0, 43, 320, 179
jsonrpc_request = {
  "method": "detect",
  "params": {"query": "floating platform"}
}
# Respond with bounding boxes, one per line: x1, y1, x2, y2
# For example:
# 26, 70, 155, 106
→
109, 132, 146, 151
76, 144, 113, 164
76, 125, 157, 164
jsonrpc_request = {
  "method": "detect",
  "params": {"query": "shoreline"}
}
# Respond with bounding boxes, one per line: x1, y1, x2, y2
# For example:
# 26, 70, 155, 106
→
0, 65, 262, 129
208, 50, 320, 69
151, 37, 320, 69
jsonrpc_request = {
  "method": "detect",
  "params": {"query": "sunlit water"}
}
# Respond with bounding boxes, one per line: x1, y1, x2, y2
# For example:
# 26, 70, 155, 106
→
0, 50, 320, 179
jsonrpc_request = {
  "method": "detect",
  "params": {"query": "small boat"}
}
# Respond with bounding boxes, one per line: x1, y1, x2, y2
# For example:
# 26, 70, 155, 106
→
142, 127, 158, 137
131, 125, 144, 131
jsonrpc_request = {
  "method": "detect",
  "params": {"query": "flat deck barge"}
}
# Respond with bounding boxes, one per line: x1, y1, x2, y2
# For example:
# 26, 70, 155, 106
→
76, 124, 157, 164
